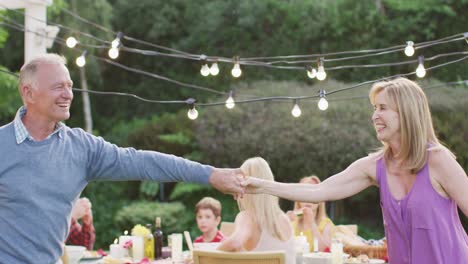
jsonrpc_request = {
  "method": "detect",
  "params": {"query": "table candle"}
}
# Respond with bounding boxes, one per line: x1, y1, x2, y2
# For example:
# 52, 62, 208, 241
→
118, 235, 132, 257
330, 239, 343, 264
303, 241, 310, 254
171, 233, 183, 262
313, 238, 319, 253
132, 235, 145, 262
295, 234, 307, 255
110, 244, 126, 259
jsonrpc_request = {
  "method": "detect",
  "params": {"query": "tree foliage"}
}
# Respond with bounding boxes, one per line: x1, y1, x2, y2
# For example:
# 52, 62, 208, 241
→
0, 0, 467, 248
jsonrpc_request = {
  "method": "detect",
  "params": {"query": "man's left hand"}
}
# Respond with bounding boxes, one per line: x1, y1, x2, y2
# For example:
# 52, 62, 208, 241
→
209, 168, 245, 197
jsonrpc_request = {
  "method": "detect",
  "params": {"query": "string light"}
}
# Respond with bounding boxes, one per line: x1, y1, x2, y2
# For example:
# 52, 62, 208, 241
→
225, 90, 235, 109
111, 31, 123, 48
36, 5, 466, 66
200, 64, 210, 76
109, 32, 123, 59
316, 57, 327, 81
75, 50, 87, 67
416, 56, 426, 78
231, 57, 242, 78
2, 9, 467, 106
291, 99, 302, 117
199, 55, 209, 76
188, 108, 198, 120
318, 89, 329, 111
404, 41, 415, 57
187, 98, 199, 120
210, 62, 220, 76
306, 66, 316, 79
108, 47, 119, 59
66, 36, 77, 48
2, 5, 465, 70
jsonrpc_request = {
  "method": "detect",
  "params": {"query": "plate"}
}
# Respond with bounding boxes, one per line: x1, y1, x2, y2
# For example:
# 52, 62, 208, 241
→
82, 251, 103, 260
369, 259, 385, 264
81, 256, 103, 261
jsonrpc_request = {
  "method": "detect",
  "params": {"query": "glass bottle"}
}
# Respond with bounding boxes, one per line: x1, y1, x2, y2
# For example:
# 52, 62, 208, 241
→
331, 237, 344, 264
144, 224, 155, 260
154, 217, 164, 260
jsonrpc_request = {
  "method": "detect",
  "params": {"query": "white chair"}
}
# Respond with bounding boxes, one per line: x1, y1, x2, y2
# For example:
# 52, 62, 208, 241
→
220, 221, 235, 236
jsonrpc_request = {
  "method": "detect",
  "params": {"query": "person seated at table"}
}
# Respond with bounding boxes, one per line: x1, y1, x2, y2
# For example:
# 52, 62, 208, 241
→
286, 176, 334, 252
66, 197, 95, 250
193, 197, 225, 243
217, 157, 295, 264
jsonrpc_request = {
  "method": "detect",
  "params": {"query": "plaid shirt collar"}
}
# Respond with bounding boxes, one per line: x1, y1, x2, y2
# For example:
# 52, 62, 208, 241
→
14, 106, 64, 144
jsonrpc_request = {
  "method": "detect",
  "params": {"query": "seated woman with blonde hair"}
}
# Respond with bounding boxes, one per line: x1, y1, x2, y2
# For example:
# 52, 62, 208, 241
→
217, 157, 296, 264
287, 176, 334, 252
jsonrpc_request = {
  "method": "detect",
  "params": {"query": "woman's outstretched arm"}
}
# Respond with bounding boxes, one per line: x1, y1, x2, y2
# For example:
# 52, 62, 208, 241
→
242, 156, 376, 203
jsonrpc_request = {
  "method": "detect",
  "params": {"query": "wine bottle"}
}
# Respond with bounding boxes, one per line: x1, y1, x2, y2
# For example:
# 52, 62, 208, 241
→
154, 217, 163, 260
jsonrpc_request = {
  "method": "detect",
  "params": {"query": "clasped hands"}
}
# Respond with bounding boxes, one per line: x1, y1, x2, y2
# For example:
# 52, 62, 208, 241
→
209, 168, 264, 200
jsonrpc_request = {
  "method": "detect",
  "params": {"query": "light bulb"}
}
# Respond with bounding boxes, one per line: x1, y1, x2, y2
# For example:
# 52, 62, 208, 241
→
225, 96, 235, 109
307, 68, 317, 79
210, 63, 219, 76
111, 38, 120, 49
108, 47, 119, 59
200, 64, 210, 76
291, 103, 302, 117
66, 37, 77, 48
416, 63, 426, 78
187, 108, 199, 120
316, 66, 327, 81
404, 41, 415, 57
76, 55, 86, 67
318, 97, 329, 111
231, 63, 242, 78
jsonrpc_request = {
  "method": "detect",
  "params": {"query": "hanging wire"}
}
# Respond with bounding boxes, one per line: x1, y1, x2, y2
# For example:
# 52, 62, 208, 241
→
0, 20, 229, 96
2, 3, 466, 68
1, 6, 467, 108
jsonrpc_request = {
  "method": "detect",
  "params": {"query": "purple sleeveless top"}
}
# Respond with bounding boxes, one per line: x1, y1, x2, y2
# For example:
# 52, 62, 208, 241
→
377, 157, 468, 264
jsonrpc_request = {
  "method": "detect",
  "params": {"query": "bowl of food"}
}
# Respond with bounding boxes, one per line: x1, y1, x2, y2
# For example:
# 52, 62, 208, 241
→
65, 245, 86, 264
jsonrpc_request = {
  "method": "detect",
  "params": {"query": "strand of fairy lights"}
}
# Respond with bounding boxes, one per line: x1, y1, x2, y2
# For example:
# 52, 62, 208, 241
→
1, 7, 467, 119
1, 66, 466, 121
1, 20, 467, 119
4, 14, 465, 91
1, 4, 466, 81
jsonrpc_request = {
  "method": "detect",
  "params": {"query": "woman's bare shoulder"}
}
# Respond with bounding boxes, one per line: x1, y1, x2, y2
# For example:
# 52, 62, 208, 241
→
353, 155, 378, 176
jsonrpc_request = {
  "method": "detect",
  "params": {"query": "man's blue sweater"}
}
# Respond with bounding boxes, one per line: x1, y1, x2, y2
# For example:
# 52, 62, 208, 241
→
0, 122, 212, 263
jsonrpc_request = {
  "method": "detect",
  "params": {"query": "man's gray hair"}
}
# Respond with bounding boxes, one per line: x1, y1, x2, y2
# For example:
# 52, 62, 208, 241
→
19, 53, 67, 90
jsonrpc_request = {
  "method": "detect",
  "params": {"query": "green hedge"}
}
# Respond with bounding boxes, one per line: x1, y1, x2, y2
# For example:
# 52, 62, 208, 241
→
114, 201, 191, 245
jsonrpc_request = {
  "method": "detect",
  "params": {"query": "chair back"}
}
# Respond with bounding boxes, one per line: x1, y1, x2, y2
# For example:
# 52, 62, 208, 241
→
193, 249, 285, 264
220, 221, 235, 236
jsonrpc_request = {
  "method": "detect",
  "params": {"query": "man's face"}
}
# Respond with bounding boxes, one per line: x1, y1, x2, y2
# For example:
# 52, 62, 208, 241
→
26, 63, 74, 123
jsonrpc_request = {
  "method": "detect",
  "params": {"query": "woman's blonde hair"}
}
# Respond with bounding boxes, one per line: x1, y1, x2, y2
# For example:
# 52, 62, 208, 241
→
293, 176, 328, 223
239, 157, 289, 241
369, 77, 452, 173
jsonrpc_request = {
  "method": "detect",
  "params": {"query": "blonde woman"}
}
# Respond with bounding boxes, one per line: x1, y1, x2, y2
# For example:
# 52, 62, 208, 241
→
287, 176, 333, 252
243, 78, 468, 264
217, 157, 296, 264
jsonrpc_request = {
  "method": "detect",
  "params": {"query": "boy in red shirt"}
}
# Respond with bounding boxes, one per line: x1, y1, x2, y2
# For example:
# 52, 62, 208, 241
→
193, 197, 224, 243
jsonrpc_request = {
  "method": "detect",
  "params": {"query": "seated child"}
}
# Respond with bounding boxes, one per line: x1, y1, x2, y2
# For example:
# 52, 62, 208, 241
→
193, 197, 224, 243
286, 176, 334, 252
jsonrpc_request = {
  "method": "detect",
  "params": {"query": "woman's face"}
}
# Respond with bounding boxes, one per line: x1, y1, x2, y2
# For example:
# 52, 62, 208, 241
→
372, 90, 401, 144
298, 179, 319, 212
